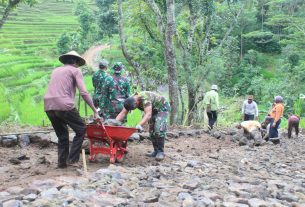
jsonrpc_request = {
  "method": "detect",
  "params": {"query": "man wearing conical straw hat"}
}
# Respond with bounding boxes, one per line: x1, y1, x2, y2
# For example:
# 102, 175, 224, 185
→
44, 51, 99, 168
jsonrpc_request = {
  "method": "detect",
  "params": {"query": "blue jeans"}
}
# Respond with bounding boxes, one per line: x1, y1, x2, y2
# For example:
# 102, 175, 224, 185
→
244, 114, 254, 121
269, 118, 281, 144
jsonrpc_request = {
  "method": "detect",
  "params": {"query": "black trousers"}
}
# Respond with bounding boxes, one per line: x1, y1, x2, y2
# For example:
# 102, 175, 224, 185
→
288, 121, 299, 138
207, 111, 217, 129
244, 114, 254, 121
46, 108, 86, 167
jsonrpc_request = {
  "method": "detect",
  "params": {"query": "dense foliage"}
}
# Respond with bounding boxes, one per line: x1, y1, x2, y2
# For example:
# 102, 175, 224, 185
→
0, 0, 304, 127
100, 0, 305, 124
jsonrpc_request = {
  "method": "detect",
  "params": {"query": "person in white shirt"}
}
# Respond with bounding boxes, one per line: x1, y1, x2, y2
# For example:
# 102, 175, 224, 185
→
241, 95, 258, 121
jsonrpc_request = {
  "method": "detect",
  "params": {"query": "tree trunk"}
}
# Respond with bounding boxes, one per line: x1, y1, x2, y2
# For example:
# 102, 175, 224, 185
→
164, 0, 179, 125
178, 86, 185, 124
117, 0, 145, 90
187, 84, 196, 126
0, 0, 21, 29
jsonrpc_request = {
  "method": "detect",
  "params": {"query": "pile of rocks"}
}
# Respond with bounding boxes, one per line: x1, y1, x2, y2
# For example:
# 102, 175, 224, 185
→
0, 133, 51, 149
1, 127, 305, 206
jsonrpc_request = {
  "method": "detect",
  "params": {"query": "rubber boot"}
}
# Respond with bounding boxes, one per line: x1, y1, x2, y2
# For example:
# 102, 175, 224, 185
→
155, 136, 165, 161
145, 138, 158, 157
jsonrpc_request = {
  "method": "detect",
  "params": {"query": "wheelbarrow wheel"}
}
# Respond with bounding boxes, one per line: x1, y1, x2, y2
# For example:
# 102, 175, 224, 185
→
116, 151, 126, 163
115, 142, 127, 163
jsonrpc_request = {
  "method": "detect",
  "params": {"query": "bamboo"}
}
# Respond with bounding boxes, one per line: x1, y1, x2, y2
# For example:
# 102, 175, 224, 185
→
82, 149, 88, 177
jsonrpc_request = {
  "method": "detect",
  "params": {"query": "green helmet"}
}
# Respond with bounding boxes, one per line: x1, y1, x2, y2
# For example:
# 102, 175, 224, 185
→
112, 62, 124, 74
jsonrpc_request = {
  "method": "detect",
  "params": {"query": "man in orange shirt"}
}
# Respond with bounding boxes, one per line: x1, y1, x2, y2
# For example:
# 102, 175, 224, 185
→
268, 96, 284, 144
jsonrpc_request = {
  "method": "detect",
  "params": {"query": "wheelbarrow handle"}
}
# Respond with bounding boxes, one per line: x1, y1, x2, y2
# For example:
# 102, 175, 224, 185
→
95, 118, 103, 125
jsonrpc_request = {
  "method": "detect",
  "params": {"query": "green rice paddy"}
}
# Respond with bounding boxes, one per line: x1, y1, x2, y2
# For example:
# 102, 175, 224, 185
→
0, 0, 80, 125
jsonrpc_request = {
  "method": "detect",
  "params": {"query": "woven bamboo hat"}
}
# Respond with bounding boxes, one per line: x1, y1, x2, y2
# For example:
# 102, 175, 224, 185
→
59, 51, 86, 66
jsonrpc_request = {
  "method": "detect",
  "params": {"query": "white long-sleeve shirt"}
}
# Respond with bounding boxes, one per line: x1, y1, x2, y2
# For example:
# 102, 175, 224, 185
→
241, 100, 258, 116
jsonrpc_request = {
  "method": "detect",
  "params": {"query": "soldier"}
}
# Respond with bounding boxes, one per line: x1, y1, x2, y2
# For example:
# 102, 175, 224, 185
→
92, 59, 116, 119
110, 62, 131, 119
116, 91, 170, 161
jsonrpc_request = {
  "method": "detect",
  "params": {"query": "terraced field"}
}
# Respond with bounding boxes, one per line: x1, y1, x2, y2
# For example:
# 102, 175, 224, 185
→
0, 0, 84, 125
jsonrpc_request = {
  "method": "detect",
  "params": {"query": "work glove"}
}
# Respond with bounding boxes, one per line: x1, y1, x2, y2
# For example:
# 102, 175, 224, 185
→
136, 124, 144, 132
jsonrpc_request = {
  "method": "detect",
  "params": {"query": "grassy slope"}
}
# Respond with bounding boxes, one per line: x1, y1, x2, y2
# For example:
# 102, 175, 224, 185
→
0, 0, 79, 125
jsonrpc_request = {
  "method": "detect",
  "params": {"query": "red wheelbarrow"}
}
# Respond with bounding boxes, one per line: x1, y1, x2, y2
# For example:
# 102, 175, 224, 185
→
86, 122, 137, 163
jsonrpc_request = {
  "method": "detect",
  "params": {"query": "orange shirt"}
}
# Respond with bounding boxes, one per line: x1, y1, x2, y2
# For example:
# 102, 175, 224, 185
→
270, 103, 284, 123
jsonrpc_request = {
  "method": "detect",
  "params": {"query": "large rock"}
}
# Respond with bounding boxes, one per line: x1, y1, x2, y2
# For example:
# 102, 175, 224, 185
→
6, 186, 23, 195
18, 134, 30, 148
211, 131, 222, 139
248, 198, 269, 207
196, 197, 215, 207
23, 193, 37, 201
129, 133, 140, 142
3, 200, 23, 207
40, 187, 60, 200
182, 197, 195, 207
166, 132, 179, 139
222, 202, 249, 207
276, 192, 299, 202
1, 135, 18, 147
28, 133, 50, 148
250, 129, 263, 146
239, 137, 248, 146
182, 180, 200, 190
143, 189, 160, 203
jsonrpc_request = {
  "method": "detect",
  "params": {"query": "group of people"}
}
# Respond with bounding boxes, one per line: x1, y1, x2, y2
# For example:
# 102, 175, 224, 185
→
44, 51, 171, 167
92, 60, 130, 120
240, 95, 300, 145
44, 51, 300, 168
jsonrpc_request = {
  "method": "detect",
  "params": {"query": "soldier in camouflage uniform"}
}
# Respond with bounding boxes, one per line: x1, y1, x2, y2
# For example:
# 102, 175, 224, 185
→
110, 62, 131, 119
92, 60, 116, 119
116, 91, 170, 161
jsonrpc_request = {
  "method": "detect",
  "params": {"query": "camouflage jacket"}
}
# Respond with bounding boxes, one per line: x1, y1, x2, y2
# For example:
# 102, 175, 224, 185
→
92, 70, 116, 117
112, 74, 131, 100
137, 91, 170, 113
111, 74, 131, 114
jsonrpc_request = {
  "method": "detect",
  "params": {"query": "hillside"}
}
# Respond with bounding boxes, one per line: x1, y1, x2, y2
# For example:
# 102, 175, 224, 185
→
0, 0, 79, 125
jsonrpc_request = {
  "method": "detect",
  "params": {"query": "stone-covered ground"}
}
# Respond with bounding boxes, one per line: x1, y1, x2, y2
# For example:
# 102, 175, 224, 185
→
0, 128, 305, 207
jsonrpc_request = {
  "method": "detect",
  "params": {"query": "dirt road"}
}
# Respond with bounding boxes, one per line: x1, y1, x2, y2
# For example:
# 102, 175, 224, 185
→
82, 45, 110, 68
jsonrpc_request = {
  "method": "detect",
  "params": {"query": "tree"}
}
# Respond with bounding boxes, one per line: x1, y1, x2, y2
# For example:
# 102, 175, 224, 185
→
174, 0, 245, 125
0, 0, 37, 29
144, 0, 179, 125
96, 0, 118, 38
56, 0, 100, 54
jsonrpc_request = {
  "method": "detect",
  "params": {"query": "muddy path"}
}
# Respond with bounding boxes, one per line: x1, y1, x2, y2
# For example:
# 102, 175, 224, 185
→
82, 44, 110, 68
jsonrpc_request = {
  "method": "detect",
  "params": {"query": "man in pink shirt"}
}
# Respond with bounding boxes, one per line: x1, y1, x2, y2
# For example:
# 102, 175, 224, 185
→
44, 51, 99, 168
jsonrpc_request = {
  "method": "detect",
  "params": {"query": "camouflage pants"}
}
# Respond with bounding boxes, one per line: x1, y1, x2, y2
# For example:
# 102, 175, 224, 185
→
149, 111, 168, 152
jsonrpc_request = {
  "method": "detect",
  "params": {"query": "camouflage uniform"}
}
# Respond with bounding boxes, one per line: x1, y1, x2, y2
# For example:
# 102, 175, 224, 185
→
92, 70, 116, 119
137, 91, 170, 153
111, 74, 131, 119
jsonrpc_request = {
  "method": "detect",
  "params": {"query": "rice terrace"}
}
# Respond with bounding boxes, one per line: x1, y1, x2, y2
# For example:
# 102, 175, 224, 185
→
0, 0, 81, 125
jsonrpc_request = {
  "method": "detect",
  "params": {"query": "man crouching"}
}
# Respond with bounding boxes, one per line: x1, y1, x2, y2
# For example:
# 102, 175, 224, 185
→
237, 120, 263, 146
116, 91, 170, 161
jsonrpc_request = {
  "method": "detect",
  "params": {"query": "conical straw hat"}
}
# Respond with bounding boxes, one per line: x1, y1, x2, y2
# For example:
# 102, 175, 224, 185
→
59, 50, 86, 66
